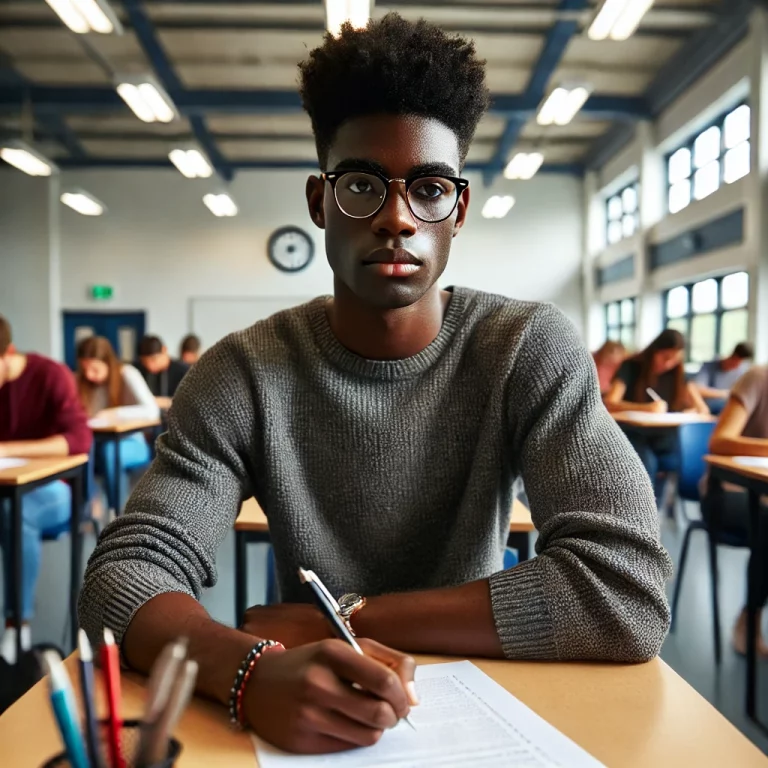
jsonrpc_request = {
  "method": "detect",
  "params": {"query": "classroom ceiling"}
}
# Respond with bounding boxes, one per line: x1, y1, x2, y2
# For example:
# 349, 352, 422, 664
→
0, 0, 745, 182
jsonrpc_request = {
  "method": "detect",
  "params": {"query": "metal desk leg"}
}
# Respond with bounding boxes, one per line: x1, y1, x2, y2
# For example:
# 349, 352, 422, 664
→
235, 531, 248, 627
10, 487, 23, 663
507, 532, 530, 562
114, 436, 123, 516
746, 489, 761, 720
69, 467, 84, 651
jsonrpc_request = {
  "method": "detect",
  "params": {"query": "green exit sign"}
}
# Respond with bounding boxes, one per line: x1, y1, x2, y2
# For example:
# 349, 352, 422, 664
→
90, 285, 114, 301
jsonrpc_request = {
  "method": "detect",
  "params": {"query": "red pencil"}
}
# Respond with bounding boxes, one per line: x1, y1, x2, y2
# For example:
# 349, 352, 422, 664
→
101, 628, 125, 768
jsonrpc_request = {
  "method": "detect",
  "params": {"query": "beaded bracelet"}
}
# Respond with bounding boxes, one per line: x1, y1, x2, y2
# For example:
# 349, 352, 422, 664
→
229, 639, 285, 728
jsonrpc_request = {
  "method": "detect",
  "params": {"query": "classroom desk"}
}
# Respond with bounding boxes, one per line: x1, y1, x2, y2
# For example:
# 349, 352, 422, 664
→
89, 416, 161, 515
234, 498, 536, 626
1, 652, 766, 767
705, 455, 768, 722
0, 454, 88, 657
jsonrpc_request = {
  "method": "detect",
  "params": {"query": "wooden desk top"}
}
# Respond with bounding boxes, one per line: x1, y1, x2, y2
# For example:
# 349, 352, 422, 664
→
0, 454, 88, 487
235, 497, 535, 534
89, 417, 161, 434
705, 455, 768, 485
1, 653, 764, 767
613, 411, 717, 429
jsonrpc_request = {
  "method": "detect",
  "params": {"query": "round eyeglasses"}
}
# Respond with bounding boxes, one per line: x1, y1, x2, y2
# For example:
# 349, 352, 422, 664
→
322, 170, 469, 224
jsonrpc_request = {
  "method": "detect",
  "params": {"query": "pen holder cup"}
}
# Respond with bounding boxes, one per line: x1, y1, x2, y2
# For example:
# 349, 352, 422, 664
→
41, 719, 182, 768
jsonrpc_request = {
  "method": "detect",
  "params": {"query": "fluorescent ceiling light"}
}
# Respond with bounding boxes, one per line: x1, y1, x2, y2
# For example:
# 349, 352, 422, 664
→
325, 0, 370, 37
169, 148, 213, 179
61, 189, 105, 216
203, 193, 238, 217
537, 85, 591, 127
588, 0, 654, 42
481, 195, 515, 220
116, 78, 177, 123
504, 152, 544, 180
45, 0, 121, 35
0, 142, 58, 177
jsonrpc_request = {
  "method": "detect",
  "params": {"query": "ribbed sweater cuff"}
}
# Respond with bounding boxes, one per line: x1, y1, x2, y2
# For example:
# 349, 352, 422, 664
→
488, 559, 558, 660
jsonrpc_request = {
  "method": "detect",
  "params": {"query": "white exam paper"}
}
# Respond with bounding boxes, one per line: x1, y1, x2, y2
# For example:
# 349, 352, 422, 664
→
0, 458, 28, 470
254, 661, 604, 768
733, 456, 768, 469
620, 411, 706, 424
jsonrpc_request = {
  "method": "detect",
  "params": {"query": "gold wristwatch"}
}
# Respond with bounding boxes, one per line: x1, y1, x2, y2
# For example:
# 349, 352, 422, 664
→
337, 593, 367, 636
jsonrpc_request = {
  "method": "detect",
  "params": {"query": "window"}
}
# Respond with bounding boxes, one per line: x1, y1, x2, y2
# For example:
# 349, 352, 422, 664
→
605, 297, 636, 349
663, 272, 750, 363
666, 103, 750, 214
605, 183, 639, 246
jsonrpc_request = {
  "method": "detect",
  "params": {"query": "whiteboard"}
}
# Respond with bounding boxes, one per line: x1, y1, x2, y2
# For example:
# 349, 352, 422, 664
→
189, 296, 313, 346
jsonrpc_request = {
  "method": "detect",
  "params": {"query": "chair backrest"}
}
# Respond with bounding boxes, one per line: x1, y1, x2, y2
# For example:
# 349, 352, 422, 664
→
676, 421, 717, 502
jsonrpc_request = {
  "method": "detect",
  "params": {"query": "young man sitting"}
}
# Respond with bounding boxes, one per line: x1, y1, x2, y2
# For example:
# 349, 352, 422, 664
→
693, 342, 754, 414
0, 315, 92, 663
135, 334, 190, 410
80, 16, 671, 755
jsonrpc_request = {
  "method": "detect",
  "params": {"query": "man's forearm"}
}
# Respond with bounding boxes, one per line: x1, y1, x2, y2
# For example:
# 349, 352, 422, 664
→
123, 592, 258, 706
710, 435, 768, 458
696, 385, 729, 400
0, 435, 70, 458
354, 578, 504, 658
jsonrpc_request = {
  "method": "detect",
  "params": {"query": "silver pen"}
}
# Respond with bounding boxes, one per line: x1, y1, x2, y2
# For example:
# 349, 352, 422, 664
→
646, 387, 663, 403
299, 567, 416, 730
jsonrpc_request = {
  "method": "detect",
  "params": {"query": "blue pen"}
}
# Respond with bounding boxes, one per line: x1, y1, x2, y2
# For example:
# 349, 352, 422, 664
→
79, 629, 104, 768
43, 651, 90, 768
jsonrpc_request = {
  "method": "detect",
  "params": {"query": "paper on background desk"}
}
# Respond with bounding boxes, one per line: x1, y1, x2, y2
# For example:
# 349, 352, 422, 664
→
254, 661, 604, 768
734, 456, 768, 469
620, 411, 706, 424
0, 458, 28, 470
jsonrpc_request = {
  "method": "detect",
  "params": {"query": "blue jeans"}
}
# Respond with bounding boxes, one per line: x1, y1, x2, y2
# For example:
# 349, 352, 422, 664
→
1, 480, 72, 620
96, 433, 151, 511
625, 431, 678, 504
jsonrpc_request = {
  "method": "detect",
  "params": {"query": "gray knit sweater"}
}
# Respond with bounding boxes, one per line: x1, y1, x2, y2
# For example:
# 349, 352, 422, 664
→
79, 287, 672, 661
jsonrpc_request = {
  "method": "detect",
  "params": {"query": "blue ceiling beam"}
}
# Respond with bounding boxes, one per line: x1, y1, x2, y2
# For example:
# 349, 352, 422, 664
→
121, 0, 233, 181
485, 0, 590, 186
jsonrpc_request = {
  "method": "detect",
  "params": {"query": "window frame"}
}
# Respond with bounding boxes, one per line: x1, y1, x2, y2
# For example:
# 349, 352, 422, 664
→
662, 272, 749, 362
605, 297, 636, 349
605, 182, 640, 246
665, 101, 750, 214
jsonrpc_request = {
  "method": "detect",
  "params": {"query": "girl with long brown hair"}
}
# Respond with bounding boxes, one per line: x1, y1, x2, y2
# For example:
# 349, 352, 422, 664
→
76, 336, 158, 512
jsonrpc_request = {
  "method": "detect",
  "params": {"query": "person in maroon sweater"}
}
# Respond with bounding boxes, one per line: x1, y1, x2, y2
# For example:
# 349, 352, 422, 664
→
0, 314, 92, 663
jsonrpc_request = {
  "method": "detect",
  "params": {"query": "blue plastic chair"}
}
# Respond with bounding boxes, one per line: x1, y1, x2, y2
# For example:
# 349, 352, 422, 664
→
669, 421, 722, 660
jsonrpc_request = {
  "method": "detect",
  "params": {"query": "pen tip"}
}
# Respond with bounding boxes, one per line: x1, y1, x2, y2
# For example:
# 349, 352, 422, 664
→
78, 629, 92, 662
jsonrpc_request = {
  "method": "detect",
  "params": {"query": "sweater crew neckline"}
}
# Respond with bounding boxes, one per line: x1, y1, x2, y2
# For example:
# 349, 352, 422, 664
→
308, 287, 469, 380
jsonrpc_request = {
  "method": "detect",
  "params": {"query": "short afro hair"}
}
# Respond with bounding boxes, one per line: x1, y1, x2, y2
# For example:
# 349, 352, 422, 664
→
299, 13, 489, 169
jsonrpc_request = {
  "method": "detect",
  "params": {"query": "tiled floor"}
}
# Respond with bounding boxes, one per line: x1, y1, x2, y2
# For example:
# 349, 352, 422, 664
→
4, 504, 768, 753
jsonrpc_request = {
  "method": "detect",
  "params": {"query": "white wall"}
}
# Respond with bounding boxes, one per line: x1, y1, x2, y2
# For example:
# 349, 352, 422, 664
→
32, 167, 583, 355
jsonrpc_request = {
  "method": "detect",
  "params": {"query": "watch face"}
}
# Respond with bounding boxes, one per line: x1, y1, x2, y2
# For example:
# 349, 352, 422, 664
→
268, 226, 314, 273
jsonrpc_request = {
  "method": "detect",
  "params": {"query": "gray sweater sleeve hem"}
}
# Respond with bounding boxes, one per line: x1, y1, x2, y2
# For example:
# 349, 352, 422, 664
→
488, 559, 558, 660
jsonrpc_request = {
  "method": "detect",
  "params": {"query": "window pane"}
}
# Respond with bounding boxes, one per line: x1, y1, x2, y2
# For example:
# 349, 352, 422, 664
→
620, 326, 634, 350
694, 125, 721, 168
669, 179, 691, 213
693, 160, 720, 200
690, 313, 717, 363
621, 186, 638, 214
607, 196, 622, 220
606, 302, 620, 327
607, 220, 623, 244
724, 104, 750, 149
666, 317, 688, 339
692, 278, 718, 313
620, 298, 634, 324
719, 309, 749, 357
668, 147, 691, 184
723, 141, 750, 184
721, 271, 749, 309
666, 285, 689, 319
622, 214, 636, 238
607, 327, 621, 342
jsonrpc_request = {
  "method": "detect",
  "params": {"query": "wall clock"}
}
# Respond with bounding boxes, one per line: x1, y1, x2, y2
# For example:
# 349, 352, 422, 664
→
268, 226, 314, 273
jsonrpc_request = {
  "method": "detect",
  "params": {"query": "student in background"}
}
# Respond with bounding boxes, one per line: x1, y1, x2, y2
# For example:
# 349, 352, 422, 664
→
693, 342, 754, 414
704, 364, 768, 654
179, 334, 202, 365
0, 315, 92, 663
604, 329, 709, 497
76, 336, 158, 513
592, 340, 625, 396
136, 335, 189, 410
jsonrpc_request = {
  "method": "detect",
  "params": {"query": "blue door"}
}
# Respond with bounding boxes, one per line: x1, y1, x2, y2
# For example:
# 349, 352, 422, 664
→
63, 311, 146, 371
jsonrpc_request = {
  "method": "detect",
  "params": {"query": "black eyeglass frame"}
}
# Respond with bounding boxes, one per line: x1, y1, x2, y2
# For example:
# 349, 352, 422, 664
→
321, 170, 469, 223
